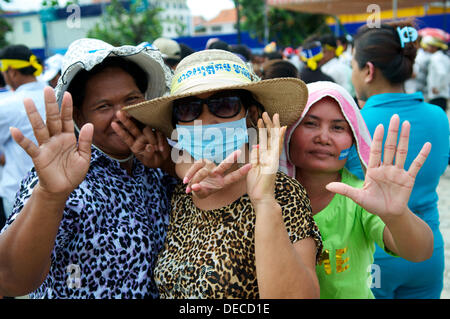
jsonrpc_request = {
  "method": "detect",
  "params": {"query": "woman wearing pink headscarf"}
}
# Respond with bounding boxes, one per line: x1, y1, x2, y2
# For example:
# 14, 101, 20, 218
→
280, 81, 433, 299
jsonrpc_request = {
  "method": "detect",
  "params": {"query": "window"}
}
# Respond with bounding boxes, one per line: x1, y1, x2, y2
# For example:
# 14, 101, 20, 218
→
22, 20, 31, 33
211, 26, 222, 32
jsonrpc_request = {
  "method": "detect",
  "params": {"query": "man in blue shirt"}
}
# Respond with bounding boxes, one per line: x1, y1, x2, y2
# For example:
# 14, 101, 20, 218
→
0, 44, 46, 219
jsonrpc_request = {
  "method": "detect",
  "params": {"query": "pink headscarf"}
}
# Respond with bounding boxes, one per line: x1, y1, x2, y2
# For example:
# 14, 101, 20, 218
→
279, 81, 371, 177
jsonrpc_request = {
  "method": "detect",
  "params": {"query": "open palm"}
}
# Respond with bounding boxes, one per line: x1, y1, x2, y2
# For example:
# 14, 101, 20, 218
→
10, 87, 93, 197
326, 115, 431, 219
247, 113, 286, 205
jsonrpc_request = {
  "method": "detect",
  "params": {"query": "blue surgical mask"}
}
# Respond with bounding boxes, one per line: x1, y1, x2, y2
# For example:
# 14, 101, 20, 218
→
175, 117, 248, 164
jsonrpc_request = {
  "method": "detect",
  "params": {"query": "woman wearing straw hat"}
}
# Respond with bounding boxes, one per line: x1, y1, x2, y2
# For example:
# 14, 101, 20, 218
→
119, 49, 323, 298
0, 39, 177, 298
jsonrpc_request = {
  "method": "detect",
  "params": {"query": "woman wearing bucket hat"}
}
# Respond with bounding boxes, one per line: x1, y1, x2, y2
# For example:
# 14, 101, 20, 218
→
119, 49, 323, 298
279, 81, 433, 299
346, 21, 449, 299
0, 39, 178, 298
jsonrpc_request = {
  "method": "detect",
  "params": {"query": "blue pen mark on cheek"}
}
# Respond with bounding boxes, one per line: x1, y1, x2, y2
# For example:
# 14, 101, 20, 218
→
338, 147, 351, 160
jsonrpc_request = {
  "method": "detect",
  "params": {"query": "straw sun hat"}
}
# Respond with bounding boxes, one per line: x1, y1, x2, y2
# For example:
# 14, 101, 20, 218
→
124, 49, 308, 138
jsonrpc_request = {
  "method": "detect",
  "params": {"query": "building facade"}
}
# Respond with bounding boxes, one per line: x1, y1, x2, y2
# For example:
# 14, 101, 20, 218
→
1, 0, 193, 58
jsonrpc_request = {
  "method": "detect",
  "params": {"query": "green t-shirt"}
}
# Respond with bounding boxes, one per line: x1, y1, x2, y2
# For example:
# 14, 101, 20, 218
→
314, 168, 388, 299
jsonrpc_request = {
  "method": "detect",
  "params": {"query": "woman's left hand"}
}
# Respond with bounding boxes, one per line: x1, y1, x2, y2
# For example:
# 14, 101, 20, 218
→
247, 112, 286, 207
326, 114, 431, 220
112, 110, 171, 169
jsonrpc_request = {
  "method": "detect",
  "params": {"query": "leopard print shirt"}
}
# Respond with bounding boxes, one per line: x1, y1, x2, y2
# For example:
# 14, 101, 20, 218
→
1, 148, 177, 298
154, 172, 322, 298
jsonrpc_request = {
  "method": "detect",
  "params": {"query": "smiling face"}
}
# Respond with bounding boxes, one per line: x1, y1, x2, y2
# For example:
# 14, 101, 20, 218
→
73, 66, 145, 159
289, 96, 353, 174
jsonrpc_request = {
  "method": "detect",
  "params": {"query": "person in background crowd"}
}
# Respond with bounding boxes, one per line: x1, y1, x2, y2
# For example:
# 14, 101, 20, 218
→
207, 40, 230, 51
0, 38, 177, 298
283, 46, 302, 72
260, 59, 299, 80
319, 34, 355, 97
337, 34, 353, 67
230, 44, 252, 63
0, 72, 12, 224
0, 44, 46, 220
205, 37, 220, 50
422, 35, 450, 112
39, 53, 63, 88
179, 42, 196, 60
404, 36, 431, 95
0, 73, 12, 96
346, 20, 450, 299
153, 37, 182, 71
299, 39, 335, 84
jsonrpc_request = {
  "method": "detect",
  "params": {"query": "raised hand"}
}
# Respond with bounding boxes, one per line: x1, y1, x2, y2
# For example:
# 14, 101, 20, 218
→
326, 114, 431, 219
10, 86, 93, 198
246, 112, 286, 206
112, 110, 170, 169
181, 149, 252, 199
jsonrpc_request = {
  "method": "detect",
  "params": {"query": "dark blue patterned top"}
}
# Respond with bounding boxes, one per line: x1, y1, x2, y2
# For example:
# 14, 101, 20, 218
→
2, 148, 177, 298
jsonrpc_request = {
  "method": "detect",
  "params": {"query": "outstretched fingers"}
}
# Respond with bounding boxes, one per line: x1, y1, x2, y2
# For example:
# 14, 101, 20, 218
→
383, 114, 400, 165
60, 91, 74, 134
394, 120, 410, 169
44, 86, 62, 137
213, 149, 242, 176
23, 97, 49, 145
326, 182, 363, 207
407, 142, 431, 179
368, 124, 384, 169
10, 127, 40, 159
77, 123, 94, 161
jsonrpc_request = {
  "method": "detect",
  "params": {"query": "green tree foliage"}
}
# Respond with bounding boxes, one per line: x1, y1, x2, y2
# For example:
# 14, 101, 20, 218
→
239, 0, 330, 47
87, 0, 163, 46
0, 0, 12, 48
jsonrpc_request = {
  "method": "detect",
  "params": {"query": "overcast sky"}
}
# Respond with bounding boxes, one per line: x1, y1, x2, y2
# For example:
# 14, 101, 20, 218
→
1, 0, 236, 20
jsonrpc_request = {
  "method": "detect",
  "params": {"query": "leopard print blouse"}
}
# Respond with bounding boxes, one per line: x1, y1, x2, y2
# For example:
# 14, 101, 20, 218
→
154, 172, 322, 298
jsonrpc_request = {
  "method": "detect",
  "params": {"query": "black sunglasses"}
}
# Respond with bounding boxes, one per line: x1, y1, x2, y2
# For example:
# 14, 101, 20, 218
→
172, 90, 252, 123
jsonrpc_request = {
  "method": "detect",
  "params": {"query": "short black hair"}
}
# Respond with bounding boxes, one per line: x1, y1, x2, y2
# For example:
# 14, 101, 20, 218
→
67, 57, 148, 108
208, 40, 230, 51
261, 59, 299, 80
0, 44, 41, 75
179, 43, 195, 59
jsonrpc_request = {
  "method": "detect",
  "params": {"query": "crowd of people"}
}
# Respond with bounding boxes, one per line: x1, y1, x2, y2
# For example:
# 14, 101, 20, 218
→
0, 18, 449, 299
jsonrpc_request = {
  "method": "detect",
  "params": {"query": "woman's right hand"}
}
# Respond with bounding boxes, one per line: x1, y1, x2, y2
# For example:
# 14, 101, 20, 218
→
181, 150, 252, 199
10, 86, 93, 198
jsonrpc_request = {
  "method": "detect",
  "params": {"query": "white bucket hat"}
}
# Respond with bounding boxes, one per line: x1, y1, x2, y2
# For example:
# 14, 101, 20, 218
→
54, 38, 173, 106
124, 49, 308, 138
40, 53, 64, 82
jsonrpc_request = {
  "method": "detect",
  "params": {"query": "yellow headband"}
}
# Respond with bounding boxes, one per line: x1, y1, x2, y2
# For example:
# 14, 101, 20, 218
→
300, 51, 323, 71
0, 54, 43, 76
324, 44, 344, 57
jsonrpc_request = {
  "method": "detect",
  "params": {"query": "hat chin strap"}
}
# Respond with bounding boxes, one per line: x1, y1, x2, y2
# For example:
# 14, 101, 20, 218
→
73, 121, 134, 163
